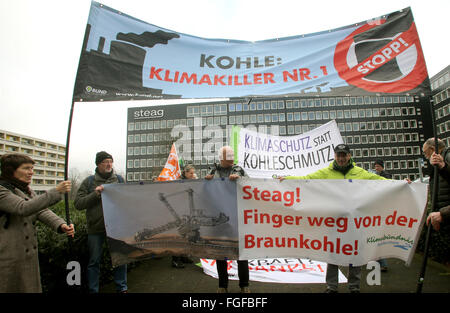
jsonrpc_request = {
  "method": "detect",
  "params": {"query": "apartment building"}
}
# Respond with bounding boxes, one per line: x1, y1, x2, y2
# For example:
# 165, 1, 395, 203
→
0, 130, 66, 194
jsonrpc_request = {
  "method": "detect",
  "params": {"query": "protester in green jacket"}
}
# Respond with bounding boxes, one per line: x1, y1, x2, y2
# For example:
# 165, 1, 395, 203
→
279, 144, 386, 293
281, 146, 386, 181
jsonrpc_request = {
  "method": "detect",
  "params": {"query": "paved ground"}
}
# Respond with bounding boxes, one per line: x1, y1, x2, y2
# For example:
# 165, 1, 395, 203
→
101, 253, 450, 293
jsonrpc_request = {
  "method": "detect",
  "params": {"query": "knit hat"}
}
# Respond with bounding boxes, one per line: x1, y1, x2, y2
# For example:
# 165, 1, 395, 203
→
95, 151, 113, 165
374, 159, 384, 167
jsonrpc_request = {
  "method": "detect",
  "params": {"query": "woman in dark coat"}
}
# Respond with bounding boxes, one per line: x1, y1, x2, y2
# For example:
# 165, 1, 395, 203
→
0, 153, 74, 293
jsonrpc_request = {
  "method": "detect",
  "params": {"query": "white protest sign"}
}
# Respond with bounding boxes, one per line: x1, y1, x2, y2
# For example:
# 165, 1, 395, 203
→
237, 178, 428, 266
232, 120, 343, 178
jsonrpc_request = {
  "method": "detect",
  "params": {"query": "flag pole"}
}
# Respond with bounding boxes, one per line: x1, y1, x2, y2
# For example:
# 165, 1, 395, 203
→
416, 95, 439, 293
63, 99, 76, 244
63, 19, 91, 238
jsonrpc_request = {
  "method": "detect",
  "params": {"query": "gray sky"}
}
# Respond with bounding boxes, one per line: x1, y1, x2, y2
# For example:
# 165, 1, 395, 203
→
1, 0, 449, 174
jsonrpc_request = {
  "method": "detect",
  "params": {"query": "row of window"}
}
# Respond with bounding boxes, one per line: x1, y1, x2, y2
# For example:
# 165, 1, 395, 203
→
359, 160, 421, 171
343, 133, 422, 145
0, 134, 65, 152
431, 70, 450, 91
0, 144, 65, 159
349, 146, 422, 158
127, 128, 423, 156
186, 103, 228, 117
128, 142, 422, 168
186, 95, 416, 117
336, 120, 420, 133
128, 118, 190, 131
128, 145, 171, 156
128, 107, 421, 136
433, 87, 450, 105
128, 132, 172, 144
31, 179, 64, 185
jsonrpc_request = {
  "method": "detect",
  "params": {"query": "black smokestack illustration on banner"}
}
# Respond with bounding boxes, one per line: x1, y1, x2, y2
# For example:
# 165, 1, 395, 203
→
74, 25, 181, 101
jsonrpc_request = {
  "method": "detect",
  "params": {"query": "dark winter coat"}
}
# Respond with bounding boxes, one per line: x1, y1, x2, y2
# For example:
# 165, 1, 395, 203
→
429, 147, 450, 209
74, 170, 123, 234
208, 163, 246, 179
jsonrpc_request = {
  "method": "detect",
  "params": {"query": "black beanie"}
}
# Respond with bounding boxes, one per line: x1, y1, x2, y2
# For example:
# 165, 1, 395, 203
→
374, 159, 384, 167
95, 151, 113, 165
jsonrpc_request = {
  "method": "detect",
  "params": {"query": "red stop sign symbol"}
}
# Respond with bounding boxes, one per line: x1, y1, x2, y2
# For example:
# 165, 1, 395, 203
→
334, 20, 428, 93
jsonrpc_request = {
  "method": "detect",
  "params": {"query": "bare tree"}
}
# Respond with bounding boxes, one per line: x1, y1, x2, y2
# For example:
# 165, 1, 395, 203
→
68, 168, 90, 201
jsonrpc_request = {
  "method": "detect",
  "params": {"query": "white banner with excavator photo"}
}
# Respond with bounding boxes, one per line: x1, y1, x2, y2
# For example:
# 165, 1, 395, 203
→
101, 177, 427, 267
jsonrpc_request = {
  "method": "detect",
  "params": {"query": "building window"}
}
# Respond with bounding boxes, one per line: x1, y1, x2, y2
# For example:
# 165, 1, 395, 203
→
287, 113, 293, 121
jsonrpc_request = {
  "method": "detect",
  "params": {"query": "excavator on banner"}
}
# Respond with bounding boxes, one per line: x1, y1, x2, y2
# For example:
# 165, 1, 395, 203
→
134, 188, 229, 243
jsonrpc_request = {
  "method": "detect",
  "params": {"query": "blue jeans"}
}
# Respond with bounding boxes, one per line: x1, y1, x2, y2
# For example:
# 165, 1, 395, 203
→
378, 259, 388, 268
87, 233, 127, 293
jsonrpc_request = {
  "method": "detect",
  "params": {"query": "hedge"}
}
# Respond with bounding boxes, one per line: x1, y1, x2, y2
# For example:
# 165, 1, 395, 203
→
37, 201, 116, 293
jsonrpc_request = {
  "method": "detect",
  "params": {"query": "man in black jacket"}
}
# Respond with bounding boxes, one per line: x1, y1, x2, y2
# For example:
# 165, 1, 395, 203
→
74, 151, 127, 293
374, 159, 392, 179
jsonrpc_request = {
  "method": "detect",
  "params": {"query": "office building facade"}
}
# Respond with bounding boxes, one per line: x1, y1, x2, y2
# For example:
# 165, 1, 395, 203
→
127, 93, 433, 181
431, 65, 450, 146
0, 130, 66, 194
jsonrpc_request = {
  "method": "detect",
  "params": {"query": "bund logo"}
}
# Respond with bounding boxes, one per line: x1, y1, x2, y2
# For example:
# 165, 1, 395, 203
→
334, 15, 428, 93
85, 85, 107, 95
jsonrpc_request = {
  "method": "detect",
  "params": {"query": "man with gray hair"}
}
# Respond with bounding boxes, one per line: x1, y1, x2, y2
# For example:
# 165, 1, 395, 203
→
205, 146, 249, 293
205, 146, 244, 181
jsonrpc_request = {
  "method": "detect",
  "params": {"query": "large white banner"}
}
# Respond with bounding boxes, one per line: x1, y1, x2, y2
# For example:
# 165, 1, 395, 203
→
237, 178, 428, 266
200, 258, 347, 284
101, 178, 428, 267
233, 120, 344, 179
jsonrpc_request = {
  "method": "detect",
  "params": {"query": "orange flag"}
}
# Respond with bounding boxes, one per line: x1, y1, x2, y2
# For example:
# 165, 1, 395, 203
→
157, 143, 181, 181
